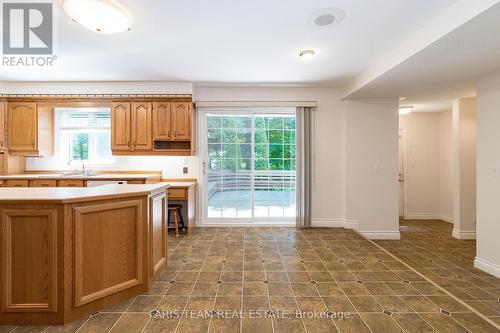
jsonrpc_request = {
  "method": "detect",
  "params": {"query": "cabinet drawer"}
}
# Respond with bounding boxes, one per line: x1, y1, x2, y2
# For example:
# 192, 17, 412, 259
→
30, 180, 57, 187
0, 180, 4, 187
58, 180, 85, 187
168, 188, 187, 199
5, 180, 29, 187
127, 180, 145, 184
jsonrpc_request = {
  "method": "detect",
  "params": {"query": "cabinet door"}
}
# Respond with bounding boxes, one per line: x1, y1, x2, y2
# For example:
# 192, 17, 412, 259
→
8, 102, 37, 151
171, 102, 191, 141
0, 100, 6, 148
152, 102, 171, 140
111, 102, 131, 151
149, 192, 167, 278
0, 152, 6, 175
131, 102, 152, 150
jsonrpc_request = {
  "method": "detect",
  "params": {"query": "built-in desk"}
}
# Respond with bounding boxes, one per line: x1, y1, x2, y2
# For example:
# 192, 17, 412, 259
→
165, 181, 196, 229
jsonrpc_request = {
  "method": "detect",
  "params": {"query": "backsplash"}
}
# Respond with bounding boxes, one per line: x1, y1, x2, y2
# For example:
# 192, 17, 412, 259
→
26, 155, 200, 179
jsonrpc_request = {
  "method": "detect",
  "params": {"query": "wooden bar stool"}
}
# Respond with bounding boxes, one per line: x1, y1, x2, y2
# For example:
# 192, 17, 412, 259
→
168, 204, 186, 236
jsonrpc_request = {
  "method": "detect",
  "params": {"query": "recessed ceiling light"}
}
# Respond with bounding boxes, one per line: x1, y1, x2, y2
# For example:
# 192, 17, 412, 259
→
309, 8, 345, 28
399, 106, 414, 115
299, 50, 316, 61
62, 0, 133, 34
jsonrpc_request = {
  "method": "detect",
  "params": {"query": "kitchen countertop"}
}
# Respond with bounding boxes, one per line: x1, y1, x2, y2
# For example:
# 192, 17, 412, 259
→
166, 181, 196, 187
0, 173, 161, 180
0, 183, 169, 203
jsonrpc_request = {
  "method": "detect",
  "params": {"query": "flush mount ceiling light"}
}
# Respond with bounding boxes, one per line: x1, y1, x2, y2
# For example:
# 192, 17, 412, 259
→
62, 0, 133, 34
309, 8, 346, 28
299, 50, 316, 61
399, 106, 414, 115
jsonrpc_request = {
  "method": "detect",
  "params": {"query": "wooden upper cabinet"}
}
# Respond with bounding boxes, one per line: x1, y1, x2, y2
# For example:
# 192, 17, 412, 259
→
111, 102, 131, 151
8, 102, 38, 152
152, 102, 171, 140
111, 99, 193, 155
131, 102, 152, 150
0, 100, 6, 148
171, 102, 191, 141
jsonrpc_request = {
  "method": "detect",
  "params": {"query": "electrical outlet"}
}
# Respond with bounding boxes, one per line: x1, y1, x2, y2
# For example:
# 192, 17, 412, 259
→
183, 167, 188, 174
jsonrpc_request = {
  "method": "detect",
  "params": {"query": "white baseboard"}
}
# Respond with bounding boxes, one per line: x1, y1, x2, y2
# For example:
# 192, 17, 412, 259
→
474, 257, 500, 278
311, 218, 359, 231
439, 214, 454, 224
311, 218, 345, 228
403, 213, 454, 224
197, 222, 295, 227
452, 229, 476, 240
361, 231, 401, 240
344, 220, 360, 231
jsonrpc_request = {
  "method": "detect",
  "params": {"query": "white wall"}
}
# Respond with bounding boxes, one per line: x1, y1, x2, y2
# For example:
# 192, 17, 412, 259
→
452, 98, 476, 239
398, 111, 453, 222
344, 98, 400, 239
27, 155, 199, 179
475, 69, 500, 277
438, 111, 453, 221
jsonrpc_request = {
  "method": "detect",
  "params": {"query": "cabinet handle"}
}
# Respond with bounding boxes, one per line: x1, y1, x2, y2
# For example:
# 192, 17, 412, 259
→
173, 130, 177, 137
32, 142, 35, 148
127, 140, 130, 147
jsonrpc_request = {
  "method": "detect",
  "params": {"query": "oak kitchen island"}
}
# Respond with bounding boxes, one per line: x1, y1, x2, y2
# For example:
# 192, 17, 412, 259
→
0, 183, 169, 325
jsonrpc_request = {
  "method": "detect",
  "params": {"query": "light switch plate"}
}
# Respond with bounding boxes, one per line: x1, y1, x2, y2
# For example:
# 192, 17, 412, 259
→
183, 167, 188, 174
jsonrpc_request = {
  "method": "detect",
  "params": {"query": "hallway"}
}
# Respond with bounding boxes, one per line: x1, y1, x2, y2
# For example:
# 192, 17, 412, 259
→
377, 220, 500, 326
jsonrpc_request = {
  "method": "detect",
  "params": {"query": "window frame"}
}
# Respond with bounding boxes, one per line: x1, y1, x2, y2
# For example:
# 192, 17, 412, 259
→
54, 107, 114, 165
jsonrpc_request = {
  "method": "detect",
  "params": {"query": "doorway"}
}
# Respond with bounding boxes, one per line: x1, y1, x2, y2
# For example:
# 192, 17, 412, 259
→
200, 108, 297, 225
399, 129, 406, 218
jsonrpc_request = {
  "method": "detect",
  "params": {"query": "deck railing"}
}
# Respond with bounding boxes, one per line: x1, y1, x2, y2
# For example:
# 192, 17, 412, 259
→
207, 170, 296, 198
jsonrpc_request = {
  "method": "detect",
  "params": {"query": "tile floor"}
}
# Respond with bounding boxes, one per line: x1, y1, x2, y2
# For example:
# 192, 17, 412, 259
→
377, 220, 500, 327
1, 222, 499, 333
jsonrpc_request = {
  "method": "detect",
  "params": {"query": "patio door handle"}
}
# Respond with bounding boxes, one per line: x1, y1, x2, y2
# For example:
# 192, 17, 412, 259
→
202, 162, 207, 175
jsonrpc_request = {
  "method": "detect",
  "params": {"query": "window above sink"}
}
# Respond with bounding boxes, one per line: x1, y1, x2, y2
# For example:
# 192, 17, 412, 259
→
55, 107, 115, 165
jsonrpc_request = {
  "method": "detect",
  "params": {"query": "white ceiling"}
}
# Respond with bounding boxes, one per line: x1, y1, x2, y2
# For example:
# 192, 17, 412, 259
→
350, 2, 500, 111
0, 0, 458, 85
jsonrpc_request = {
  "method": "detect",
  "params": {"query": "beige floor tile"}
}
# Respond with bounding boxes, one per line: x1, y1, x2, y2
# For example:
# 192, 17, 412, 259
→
361, 313, 404, 332
77, 313, 121, 333
108, 313, 150, 333
392, 313, 435, 333
241, 318, 273, 333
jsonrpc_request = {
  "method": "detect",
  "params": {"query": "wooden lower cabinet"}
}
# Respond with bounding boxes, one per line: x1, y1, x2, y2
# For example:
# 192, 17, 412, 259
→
0, 192, 167, 325
149, 191, 167, 280
4, 180, 28, 187
29, 180, 57, 187
1, 209, 58, 313
57, 180, 85, 187
168, 187, 187, 200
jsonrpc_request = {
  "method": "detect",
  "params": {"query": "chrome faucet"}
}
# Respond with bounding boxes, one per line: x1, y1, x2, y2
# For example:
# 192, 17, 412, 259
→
68, 159, 86, 175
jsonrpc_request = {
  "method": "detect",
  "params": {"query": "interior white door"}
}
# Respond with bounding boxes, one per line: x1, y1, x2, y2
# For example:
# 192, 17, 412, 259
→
399, 129, 405, 218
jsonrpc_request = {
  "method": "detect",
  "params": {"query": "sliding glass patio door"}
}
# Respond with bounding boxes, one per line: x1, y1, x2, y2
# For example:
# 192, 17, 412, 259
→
202, 109, 296, 224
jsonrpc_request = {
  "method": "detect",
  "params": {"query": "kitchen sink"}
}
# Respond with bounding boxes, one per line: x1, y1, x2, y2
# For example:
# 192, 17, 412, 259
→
60, 173, 99, 177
